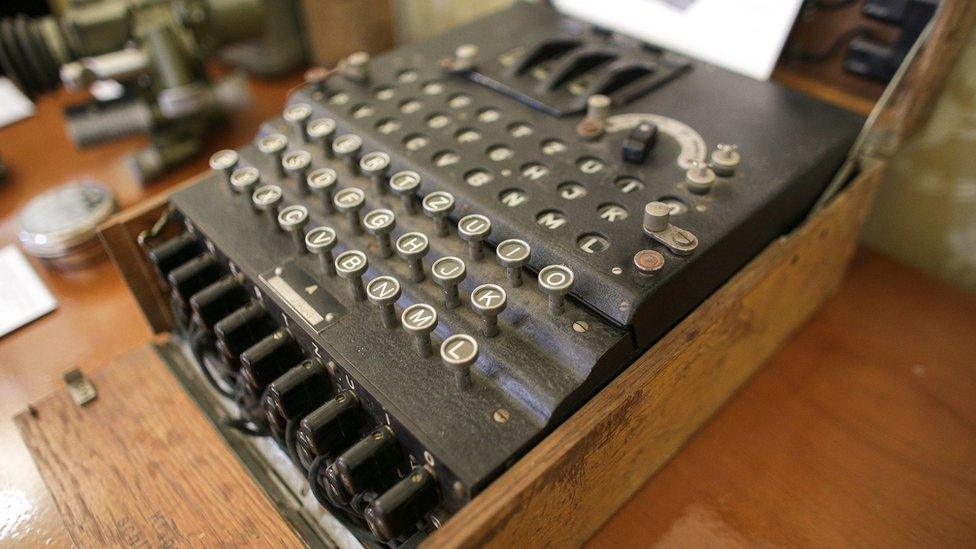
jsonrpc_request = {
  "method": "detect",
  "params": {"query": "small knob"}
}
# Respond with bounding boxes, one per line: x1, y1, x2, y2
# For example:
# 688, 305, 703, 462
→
360, 151, 391, 195
422, 191, 455, 237
470, 283, 506, 338
342, 51, 370, 82
335, 250, 369, 301
389, 170, 421, 215
209, 149, 239, 190
642, 201, 671, 233
538, 265, 574, 315
257, 133, 288, 176
457, 214, 491, 261
282, 149, 313, 194
307, 117, 336, 158
332, 134, 363, 173
305, 226, 338, 276
363, 209, 396, 258
307, 168, 338, 214
401, 303, 437, 357
230, 166, 260, 200
366, 275, 401, 328
586, 94, 611, 123
441, 334, 478, 390
333, 187, 366, 234
495, 238, 531, 287
710, 144, 740, 176
278, 205, 309, 253
283, 103, 313, 142
685, 160, 715, 194
252, 184, 284, 226
395, 232, 429, 282
431, 256, 466, 309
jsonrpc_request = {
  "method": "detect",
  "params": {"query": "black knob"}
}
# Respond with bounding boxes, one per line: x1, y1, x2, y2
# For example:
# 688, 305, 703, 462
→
266, 360, 333, 422
307, 168, 338, 214
240, 328, 304, 392
365, 466, 439, 542
431, 256, 466, 309
305, 226, 338, 276
422, 191, 455, 237
389, 170, 421, 215
283, 103, 313, 143
209, 149, 239, 190
146, 233, 197, 278
457, 214, 491, 261
277, 205, 310, 253
366, 275, 401, 328
335, 427, 401, 495
395, 232, 429, 283
307, 117, 336, 157
333, 187, 366, 234
360, 151, 391, 195
335, 250, 369, 301
282, 149, 313, 195
214, 302, 277, 363
363, 209, 396, 258
167, 254, 221, 305
495, 238, 531, 287
257, 133, 288, 176
621, 121, 658, 164
189, 276, 250, 330
297, 390, 365, 458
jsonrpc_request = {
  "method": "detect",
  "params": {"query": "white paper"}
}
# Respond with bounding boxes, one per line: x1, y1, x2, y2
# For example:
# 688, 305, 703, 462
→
0, 246, 57, 338
553, 0, 804, 80
0, 77, 36, 128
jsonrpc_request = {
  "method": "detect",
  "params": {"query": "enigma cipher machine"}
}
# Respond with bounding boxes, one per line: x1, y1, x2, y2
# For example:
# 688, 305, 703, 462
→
139, 2, 862, 546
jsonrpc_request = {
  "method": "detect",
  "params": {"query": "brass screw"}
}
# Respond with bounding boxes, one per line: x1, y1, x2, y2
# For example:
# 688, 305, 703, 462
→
493, 408, 510, 423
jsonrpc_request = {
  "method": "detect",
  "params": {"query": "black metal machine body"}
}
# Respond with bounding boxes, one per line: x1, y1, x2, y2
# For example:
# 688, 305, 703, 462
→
144, 3, 863, 545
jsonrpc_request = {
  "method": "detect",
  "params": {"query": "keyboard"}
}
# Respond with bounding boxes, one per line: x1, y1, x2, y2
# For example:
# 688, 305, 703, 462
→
144, 2, 863, 545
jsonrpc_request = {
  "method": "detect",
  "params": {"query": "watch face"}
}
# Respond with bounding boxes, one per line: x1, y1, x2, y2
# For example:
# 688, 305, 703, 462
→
18, 181, 116, 256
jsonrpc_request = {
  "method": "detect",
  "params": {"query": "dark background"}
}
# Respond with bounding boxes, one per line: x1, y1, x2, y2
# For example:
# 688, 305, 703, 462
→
2, 1, 52, 17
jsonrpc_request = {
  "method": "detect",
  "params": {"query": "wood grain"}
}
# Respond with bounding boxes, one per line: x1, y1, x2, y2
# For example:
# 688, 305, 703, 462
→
14, 345, 303, 547
425, 156, 885, 547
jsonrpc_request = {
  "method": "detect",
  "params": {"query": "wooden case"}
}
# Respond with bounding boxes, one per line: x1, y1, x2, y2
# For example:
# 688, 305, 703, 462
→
17, 2, 976, 547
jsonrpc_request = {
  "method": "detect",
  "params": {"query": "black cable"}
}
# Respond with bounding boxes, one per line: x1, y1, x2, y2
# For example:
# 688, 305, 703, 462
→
307, 456, 387, 547
189, 327, 237, 399
285, 417, 303, 467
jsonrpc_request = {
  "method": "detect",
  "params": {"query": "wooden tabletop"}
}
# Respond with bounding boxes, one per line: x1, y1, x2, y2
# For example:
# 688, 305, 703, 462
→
2, 77, 974, 547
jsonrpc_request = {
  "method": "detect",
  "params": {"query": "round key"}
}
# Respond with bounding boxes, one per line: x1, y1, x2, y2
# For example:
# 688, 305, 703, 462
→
278, 205, 309, 253
282, 149, 313, 194
538, 265, 574, 315
230, 166, 260, 201
395, 232, 429, 282
305, 226, 338, 276
431, 256, 466, 309
342, 51, 370, 82
422, 191, 455, 237
401, 303, 437, 357
710, 143, 740, 176
457, 214, 491, 261
332, 134, 363, 173
335, 250, 369, 301
360, 151, 391, 195
283, 103, 313, 142
333, 187, 366, 234
440, 334, 478, 390
390, 170, 421, 215
642, 201, 670, 233
307, 117, 336, 158
307, 168, 338, 214
257, 133, 288, 176
252, 184, 283, 226
366, 276, 401, 328
495, 238, 531, 287
209, 149, 239, 190
470, 284, 506, 337
363, 209, 396, 258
